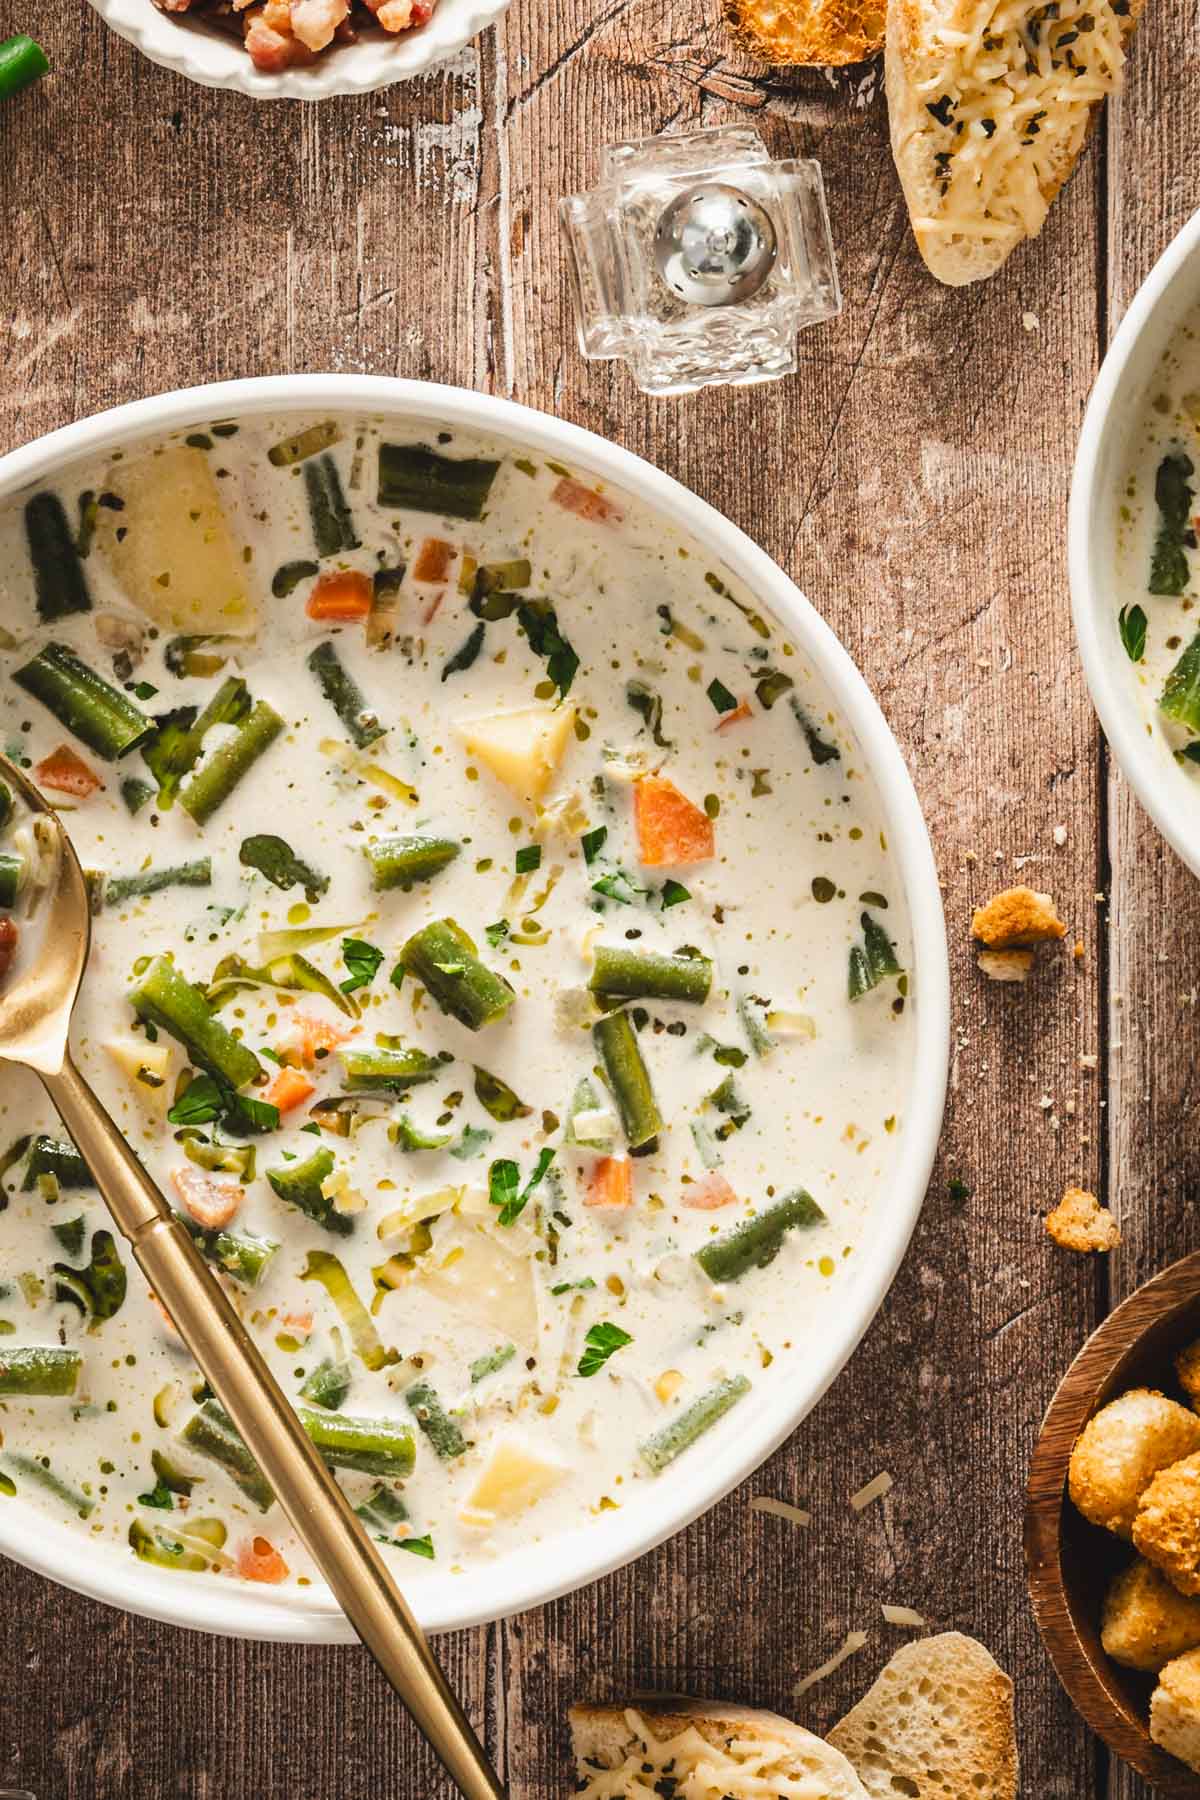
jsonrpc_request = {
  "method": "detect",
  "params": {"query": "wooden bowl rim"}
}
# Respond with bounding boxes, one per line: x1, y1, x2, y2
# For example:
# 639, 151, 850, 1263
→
1025, 1249, 1200, 1796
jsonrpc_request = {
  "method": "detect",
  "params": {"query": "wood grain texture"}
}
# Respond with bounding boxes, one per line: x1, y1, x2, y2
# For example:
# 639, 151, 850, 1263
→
0, 0, 1182, 1795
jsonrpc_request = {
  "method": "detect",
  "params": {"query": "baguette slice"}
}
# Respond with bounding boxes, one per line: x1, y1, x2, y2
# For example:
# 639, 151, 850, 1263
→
570, 1698, 870, 1798
887, 0, 1145, 285
827, 1633, 1018, 1799
723, 0, 886, 66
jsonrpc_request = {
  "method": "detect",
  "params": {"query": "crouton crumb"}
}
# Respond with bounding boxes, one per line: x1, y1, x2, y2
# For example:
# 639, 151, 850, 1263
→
1177, 1340, 1200, 1412
1046, 1185, 1120, 1253
973, 885, 1068, 947
1074, 940, 1086, 961
978, 949, 1034, 983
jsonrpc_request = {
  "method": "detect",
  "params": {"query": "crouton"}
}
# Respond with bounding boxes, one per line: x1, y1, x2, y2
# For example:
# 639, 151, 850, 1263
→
1177, 1341, 1200, 1413
972, 886, 1067, 948
1134, 1452, 1200, 1595
978, 949, 1034, 983
1102, 1558, 1200, 1672
1151, 1647, 1200, 1773
1069, 1390, 1200, 1540
1046, 1186, 1120, 1254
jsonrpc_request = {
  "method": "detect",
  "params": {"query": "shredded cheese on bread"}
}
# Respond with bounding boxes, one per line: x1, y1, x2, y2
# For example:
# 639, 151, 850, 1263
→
887, 0, 1140, 283
571, 1705, 869, 1800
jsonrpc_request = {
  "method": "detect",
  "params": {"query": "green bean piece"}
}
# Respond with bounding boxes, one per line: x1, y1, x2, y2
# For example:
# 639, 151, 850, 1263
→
179, 698, 284, 825
473, 1065, 531, 1122
390, 1113, 452, 1152
266, 1146, 351, 1236
694, 1190, 826, 1285
405, 1380, 468, 1460
175, 1213, 278, 1288
50, 1214, 86, 1258
239, 834, 328, 901
307, 640, 384, 750
848, 911, 903, 1001
589, 945, 712, 1005
638, 1375, 751, 1474
339, 1045, 442, 1093
0, 1346, 81, 1397
128, 1517, 215, 1571
24, 492, 91, 620
23, 1135, 93, 1191
14, 641, 151, 759
593, 1010, 663, 1148
296, 1407, 415, 1477
271, 558, 321, 599
565, 1075, 615, 1150
365, 833, 460, 892
268, 420, 342, 467
299, 1356, 352, 1411
1150, 452, 1195, 596
105, 859, 212, 907
398, 917, 516, 1031
128, 954, 262, 1090
181, 1401, 276, 1512
121, 776, 155, 817
1, 1451, 93, 1518
304, 453, 359, 556
1161, 632, 1200, 735
378, 443, 501, 521
0, 852, 23, 910
469, 1343, 515, 1385
474, 558, 532, 598
0, 778, 12, 831
355, 1483, 409, 1533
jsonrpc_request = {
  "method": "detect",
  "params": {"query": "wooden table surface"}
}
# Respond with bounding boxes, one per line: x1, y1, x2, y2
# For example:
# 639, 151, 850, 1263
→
0, 1, 1195, 1794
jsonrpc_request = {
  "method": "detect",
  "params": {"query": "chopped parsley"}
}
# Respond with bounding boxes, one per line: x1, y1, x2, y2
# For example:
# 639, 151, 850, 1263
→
1118, 603, 1147, 663
577, 1321, 633, 1377
339, 937, 384, 995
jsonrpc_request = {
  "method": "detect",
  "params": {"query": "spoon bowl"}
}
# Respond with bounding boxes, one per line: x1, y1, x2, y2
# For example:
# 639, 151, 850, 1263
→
0, 758, 89, 1074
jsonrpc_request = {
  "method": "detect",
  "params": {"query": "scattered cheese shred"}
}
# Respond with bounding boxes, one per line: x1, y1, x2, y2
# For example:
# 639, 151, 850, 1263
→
792, 1630, 869, 1698
749, 1495, 813, 1527
849, 1470, 894, 1512
881, 1603, 927, 1627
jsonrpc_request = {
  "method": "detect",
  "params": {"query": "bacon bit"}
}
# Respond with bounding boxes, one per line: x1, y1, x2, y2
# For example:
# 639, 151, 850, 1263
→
263, 1066, 317, 1114
287, 1013, 354, 1068
242, 2, 317, 68
586, 1155, 633, 1209
171, 1166, 244, 1232
421, 590, 446, 627
0, 918, 16, 982
633, 776, 715, 868
35, 744, 103, 798
715, 697, 753, 733
237, 1535, 290, 1584
306, 569, 372, 622
551, 476, 624, 527
413, 537, 454, 584
683, 1172, 738, 1210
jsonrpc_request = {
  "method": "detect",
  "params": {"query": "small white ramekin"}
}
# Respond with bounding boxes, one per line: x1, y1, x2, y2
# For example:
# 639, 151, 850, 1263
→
1071, 209, 1200, 879
0, 376, 949, 1642
86, 0, 508, 99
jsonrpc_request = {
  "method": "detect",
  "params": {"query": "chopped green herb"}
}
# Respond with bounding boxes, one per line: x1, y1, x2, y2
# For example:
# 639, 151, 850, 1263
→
1118, 604, 1148, 663
515, 844, 542, 875
577, 1321, 633, 1377
706, 677, 739, 715
581, 826, 607, 866
339, 938, 384, 996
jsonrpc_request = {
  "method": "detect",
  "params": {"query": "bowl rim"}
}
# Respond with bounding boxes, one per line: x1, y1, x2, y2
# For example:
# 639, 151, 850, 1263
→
85, 0, 508, 99
1025, 1249, 1200, 1795
0, 374, 950, 1643
1069, 206, 1200, 882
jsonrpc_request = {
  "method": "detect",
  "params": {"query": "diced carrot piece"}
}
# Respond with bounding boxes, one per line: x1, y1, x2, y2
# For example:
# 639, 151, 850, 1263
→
0, 918, 16, 981
413, 537, 455, 583
287, 1013, 355, 1068
715, 697, 753, 733
586, 1155, 633, 1209
35, 744, 103, 798
421, 590, 445, 626
306, 569, 372, 622
633, 776, 715, 868
237, 1535, 290, 1584
283, 1308, 313, 1336
263, 1066, 316, 1114
683, 1172, 738, 1210
171, 1166, 244, 1232
551, 476, 624, 527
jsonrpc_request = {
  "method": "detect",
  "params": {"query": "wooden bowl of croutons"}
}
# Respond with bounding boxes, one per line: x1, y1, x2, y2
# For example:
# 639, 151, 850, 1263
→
1026, 1251, 1200, 1794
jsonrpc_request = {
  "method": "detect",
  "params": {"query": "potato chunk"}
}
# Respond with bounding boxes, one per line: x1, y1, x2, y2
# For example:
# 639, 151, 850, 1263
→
1134, 1452, 1200, 1594
1069, 1390, 1200, 1540
458, 704, 575, 802
1152, 1648, 1200, 1772
461, 1435, 566, 1523
95, 445, 254, 631
1102, 1558, 1200, 1672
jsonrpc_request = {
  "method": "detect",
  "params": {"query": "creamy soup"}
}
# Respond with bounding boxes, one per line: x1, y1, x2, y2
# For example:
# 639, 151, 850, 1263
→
0, 413, 912, 1592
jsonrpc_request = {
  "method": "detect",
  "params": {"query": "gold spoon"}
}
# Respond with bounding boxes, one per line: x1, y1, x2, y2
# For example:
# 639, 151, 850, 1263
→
0, 752, 505, 1800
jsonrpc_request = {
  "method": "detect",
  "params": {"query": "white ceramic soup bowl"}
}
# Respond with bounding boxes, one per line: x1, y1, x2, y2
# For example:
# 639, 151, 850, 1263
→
1071, 209, 1200, 877
0, 376, 950, 1642
86, 0, 507, 99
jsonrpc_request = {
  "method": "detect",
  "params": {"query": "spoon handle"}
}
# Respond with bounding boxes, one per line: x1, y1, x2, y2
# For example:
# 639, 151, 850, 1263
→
40, 1053, 506, 1800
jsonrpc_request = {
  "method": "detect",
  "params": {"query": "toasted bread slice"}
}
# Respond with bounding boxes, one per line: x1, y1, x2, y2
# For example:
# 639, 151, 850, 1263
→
570, 1698, 869, 1798
827, 1633, 1018, 1799
723, 0, 885, 66
887, 0, 1145, 285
